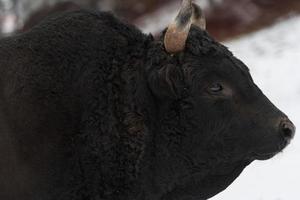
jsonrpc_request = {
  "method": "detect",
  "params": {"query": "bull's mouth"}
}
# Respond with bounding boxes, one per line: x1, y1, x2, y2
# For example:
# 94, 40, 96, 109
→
254, 152, 278, 160
253, 139, 289, 161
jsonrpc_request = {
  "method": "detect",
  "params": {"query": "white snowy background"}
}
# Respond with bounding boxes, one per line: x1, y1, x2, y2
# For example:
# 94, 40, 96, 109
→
139, 4, 300, 199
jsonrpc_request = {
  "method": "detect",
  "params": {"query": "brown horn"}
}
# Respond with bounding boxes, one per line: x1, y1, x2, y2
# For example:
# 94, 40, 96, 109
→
164, 0, 206, 54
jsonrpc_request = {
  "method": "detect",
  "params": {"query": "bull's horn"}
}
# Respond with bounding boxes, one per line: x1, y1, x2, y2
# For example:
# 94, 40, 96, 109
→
164, 0, 206, 54
191, 3, 206, 30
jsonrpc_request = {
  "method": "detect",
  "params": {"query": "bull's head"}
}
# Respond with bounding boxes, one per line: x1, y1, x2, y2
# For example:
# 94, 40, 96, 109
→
144, 0, 295, 199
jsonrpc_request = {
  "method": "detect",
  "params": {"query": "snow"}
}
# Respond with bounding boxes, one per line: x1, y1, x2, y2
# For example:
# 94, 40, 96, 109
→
210, 16, 300, 200
1, 14, 17, 33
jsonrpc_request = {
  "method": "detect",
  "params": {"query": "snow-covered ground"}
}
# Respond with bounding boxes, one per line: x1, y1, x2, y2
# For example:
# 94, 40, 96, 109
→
210, 16, 300, 200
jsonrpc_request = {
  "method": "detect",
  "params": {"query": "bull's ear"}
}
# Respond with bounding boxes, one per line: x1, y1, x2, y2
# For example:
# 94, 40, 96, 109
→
164, 0, 206, 54
148, 64, 182, 99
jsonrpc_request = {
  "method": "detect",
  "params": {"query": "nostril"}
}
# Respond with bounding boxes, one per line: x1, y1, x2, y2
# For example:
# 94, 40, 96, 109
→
283, 125, 294, 139
280, 120, 296, 140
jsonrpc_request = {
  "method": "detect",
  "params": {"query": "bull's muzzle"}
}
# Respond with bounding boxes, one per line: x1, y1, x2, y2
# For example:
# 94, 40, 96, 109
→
279, 117, 296, 143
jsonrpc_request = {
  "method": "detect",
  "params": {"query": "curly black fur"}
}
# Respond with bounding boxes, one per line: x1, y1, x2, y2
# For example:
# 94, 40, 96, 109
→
0, 10, 293, 200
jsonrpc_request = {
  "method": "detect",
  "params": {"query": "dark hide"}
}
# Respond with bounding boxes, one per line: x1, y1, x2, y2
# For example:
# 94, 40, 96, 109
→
0, 10, 294, 200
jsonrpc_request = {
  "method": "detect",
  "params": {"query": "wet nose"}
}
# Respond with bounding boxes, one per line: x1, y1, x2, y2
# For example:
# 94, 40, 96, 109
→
279, 118, 296, 142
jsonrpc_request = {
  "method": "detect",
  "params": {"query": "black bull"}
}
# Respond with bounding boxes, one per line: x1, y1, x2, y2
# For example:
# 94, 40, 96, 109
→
0, 10, 295, 200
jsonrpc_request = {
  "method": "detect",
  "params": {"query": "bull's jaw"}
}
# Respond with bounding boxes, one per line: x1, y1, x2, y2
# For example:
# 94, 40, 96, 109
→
253, 151, 280, 161
252, 135, 291, 161
176, 160, 252, 200
144, 159, 252, 200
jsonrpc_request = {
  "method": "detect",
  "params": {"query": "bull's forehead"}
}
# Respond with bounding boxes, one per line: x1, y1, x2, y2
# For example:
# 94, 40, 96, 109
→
184, 27, 251, 78
183, 56, 253, 89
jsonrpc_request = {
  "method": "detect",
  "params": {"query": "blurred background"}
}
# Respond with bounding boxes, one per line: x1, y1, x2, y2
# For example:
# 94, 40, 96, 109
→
0, 0, 299, 199
1, 0, 300, 40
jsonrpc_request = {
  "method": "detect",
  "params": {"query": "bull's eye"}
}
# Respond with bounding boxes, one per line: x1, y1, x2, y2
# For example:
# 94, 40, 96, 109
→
209, 83, 223, 93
